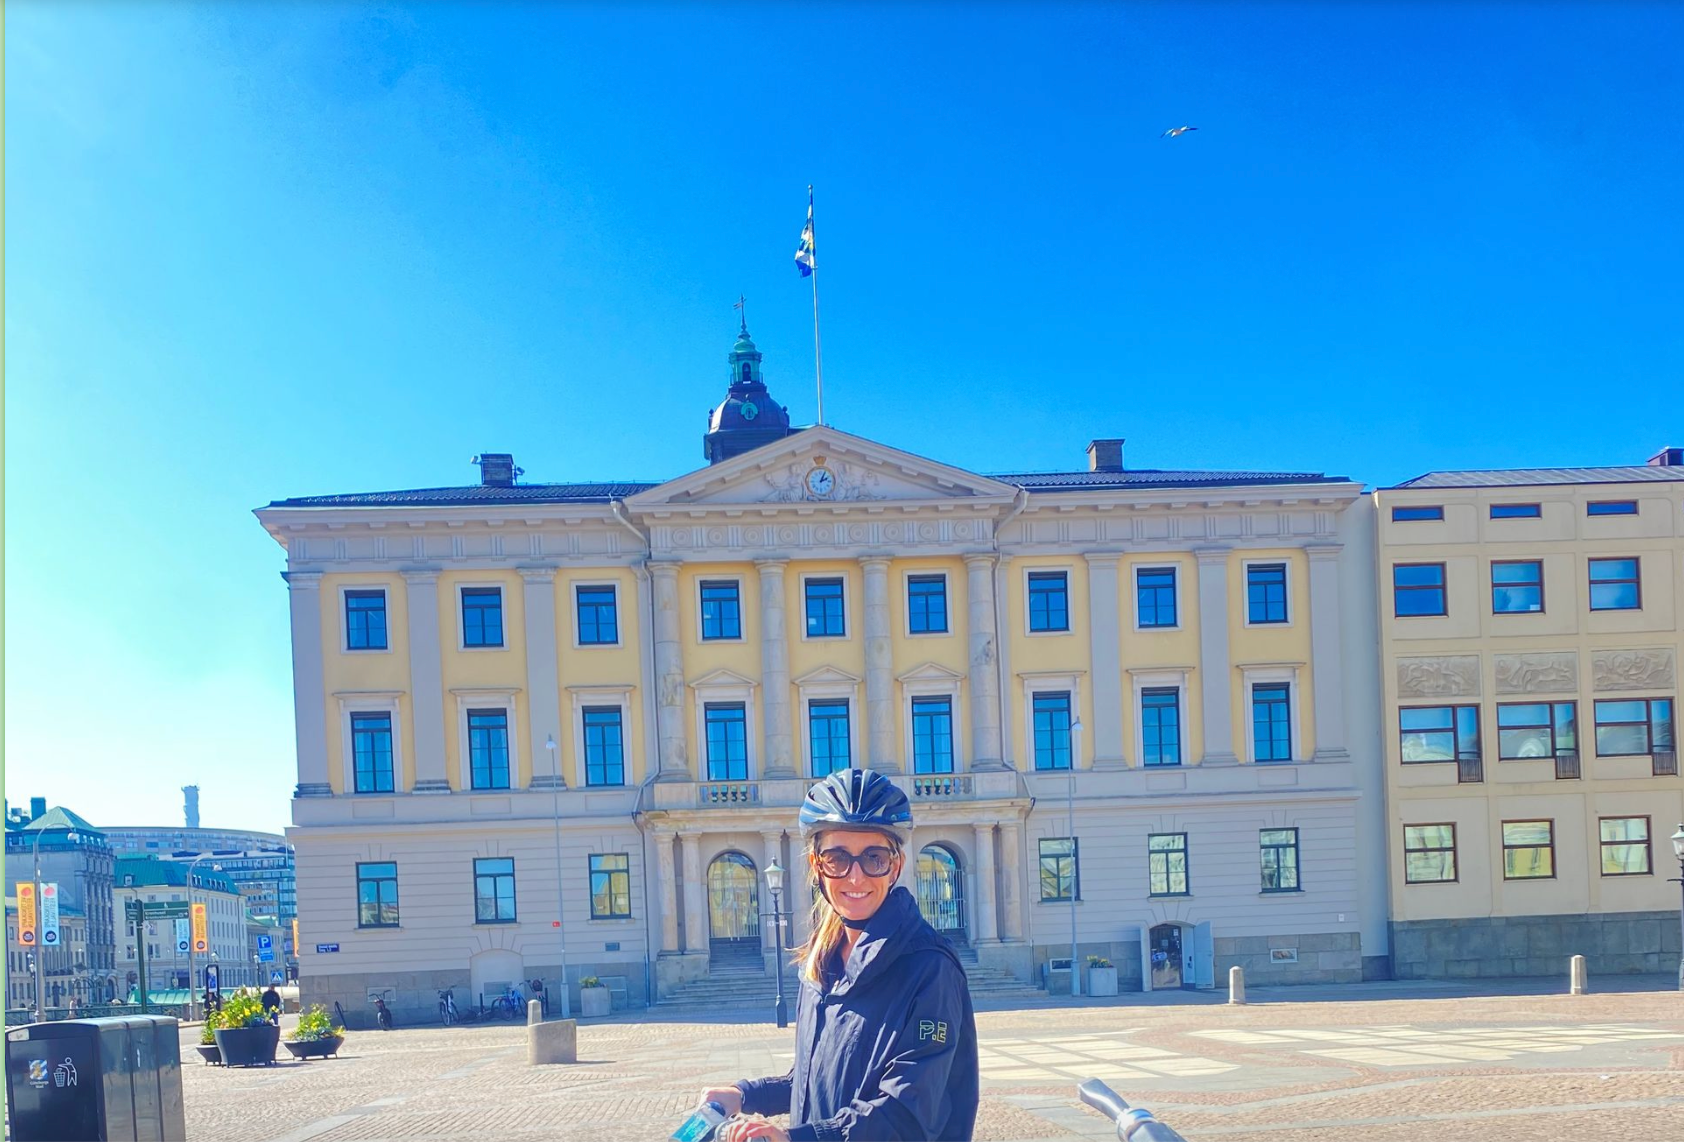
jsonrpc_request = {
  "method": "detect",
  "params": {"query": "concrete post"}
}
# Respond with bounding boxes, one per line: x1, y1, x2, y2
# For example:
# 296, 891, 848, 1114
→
528, 1017, 578, 1065
1229, 965, 1246, 1005
527, 999, 542, 1025
1570, 954, 1587, 995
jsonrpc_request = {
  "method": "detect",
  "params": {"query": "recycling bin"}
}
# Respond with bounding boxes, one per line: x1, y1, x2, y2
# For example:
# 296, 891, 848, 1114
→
4, 1016, 185, 1141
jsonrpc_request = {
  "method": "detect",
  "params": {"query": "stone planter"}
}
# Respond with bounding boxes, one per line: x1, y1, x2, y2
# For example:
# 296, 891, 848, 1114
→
194, 1044, 222, 1066
283, 1034, 344, 1061
579, 986, 612, 1017
1088, 966, 1119, 997
214, 1024, 280, 1067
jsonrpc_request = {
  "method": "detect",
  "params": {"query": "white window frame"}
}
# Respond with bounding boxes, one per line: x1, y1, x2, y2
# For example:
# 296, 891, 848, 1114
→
798, 571, 851, 642
453, 687, 522, 791
1239, 664, 1304, 764
571, 578, 623, 649
1129, 668, 1191, 767
1241, 558, 1295, 629
456, 581, 509, 652
1021, 564, 1075, 638
1132, 562, 1184, 632
1019, 671, 1086, 771
901, 569, 953, 639
794, 667, 862, 777
898, 662, 967, 773
694, 574, 747, 645
335, 691, 404, 794
567, 684, 635, 788
338, 583, 395, 655
691, 670, 760, 781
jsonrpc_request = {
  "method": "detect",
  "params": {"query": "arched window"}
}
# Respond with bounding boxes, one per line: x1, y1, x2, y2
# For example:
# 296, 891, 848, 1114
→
741, 363, 753, 384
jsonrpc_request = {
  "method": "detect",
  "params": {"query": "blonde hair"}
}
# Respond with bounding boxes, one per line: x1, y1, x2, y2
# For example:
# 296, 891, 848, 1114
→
790, 830, 903, 986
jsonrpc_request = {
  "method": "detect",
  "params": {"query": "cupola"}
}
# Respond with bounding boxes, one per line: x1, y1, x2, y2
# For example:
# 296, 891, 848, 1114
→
703, 316, 795, 463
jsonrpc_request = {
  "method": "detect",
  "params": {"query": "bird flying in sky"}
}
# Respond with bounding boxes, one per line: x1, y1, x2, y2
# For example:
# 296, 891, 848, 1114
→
1161, 125, 1199, 138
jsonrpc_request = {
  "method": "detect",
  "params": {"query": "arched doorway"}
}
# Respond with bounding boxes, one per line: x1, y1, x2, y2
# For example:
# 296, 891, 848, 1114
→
916, 845, 967, 944
707, 852, 761, 952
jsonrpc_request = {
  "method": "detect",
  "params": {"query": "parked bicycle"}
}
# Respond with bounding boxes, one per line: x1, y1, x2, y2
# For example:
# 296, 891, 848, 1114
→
488, 985, 525, 1021
1077, 1078, 1188, 1141
438, 988, 460, 1025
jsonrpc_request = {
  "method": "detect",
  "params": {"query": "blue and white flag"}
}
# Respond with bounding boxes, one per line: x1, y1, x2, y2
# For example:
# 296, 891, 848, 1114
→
795, 190, 815, 277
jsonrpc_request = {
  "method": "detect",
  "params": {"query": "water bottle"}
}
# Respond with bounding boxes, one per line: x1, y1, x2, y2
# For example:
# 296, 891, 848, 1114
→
671, 1100, 728, 1142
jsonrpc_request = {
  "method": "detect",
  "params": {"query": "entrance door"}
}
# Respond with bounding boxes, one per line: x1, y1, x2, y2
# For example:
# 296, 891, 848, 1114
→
1149, 923, 1183, 989
915, 845, 967, 944
707, 852, 761, 946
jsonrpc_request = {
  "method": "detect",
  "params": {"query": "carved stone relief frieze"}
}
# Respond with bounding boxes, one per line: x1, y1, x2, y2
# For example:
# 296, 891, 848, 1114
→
1493, 652, 1578, 695
763, 460, 883, 503
1592, 648, 1676, 692
1396, 655, 1482, 699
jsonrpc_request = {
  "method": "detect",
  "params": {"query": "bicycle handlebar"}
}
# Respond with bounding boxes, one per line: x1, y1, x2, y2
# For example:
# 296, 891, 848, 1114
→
1076, 1079, 1191, 1142
1078, 1079, 1132, 1123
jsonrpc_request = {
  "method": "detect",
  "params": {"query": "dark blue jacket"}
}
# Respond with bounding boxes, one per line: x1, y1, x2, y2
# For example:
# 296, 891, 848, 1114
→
737, 886, 978, 1141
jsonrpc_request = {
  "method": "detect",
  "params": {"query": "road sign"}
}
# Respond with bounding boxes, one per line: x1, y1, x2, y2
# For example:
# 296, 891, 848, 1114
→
257, 934, 273, 951
270, 971, 284, 984
126, 901, 189, 920
315, 943, 339, 954
258, 949, 275, 963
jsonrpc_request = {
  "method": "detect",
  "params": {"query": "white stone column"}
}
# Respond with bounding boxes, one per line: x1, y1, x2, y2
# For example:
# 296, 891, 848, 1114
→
1194, 549, 1239, 766
1083, 553, 1126, 768
860, 556, 900, 772
680, 833, 707, 953
964, 555, 1004, 770
998, 820, 1025, 941
284, 571, 332, 796
402, 569, 451, 791
651, 561, 690, 781
971, 823, 999, 943
654, 831, 680, 953
521, 567, 563, 789
757, 560, 796, 777
1306, 544, 1352, 762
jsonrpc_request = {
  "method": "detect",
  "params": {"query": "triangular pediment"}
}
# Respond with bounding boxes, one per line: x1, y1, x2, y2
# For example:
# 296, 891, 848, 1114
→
792, 665, 863, 687
688, 667, 758, 690
624, 426, 1018, 509
896, 661, 966, 684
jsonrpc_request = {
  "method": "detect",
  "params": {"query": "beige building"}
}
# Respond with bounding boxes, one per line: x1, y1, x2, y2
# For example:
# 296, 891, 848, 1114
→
6, 900, 93, 1012
1376, 449, 1684, 978
115, 857, 253, 992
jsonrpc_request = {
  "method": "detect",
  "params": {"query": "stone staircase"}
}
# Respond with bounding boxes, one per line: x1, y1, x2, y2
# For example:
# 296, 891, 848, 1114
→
953, 944, 1047, 1000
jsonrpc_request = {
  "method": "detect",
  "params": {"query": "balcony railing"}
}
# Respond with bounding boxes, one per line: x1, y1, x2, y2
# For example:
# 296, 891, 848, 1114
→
698, 781, 761, 806
1553, 750, 1581, 781
1654, 750, 1679, 778
906, 775, 974, 799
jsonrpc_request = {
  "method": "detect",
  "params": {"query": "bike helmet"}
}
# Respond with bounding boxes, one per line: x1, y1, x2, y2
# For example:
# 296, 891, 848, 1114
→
798, 767, 913, 843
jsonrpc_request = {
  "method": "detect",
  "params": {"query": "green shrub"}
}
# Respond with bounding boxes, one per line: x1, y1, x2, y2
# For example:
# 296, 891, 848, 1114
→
1086, 955, 1113, 969
578, 976, 602, 989
290, 1004, 344, 1042
219, 990, 269, 1029
199, 1008, 226, 1045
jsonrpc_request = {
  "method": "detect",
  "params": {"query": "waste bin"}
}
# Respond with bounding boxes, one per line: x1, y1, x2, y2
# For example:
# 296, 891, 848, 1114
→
4, 1016, 185, 1141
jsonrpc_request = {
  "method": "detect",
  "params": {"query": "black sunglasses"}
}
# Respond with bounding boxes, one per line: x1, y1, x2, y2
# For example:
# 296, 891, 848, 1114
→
814, 846, 898, 879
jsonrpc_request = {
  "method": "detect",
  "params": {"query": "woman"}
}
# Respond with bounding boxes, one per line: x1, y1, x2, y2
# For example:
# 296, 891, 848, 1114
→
701, 768, 979, 1141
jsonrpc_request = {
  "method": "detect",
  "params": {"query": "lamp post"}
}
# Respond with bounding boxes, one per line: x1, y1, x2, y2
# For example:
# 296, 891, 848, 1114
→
185, 855, 219, 1020
1670, 823, 1684, 992
28, 825, 78, 1021
1068, 719, 1083, 997
545, 734, 572, 1018
764, 859, 789, 1028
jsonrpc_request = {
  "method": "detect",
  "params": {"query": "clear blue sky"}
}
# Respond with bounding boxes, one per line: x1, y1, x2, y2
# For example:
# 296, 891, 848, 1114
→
6, 2, 1680, 834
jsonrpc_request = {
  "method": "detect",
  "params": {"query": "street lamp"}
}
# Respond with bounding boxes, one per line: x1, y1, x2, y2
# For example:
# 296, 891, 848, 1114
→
1068, 719, 1083, 998
545, 733, 571, 1018
764, 859, 789, 1029
1670, 823, 1684, 992
185, 855, 220, 1020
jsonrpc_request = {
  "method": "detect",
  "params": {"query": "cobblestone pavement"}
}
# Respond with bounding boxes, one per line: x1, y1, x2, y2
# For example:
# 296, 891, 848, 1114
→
180, 983, 1684, 1142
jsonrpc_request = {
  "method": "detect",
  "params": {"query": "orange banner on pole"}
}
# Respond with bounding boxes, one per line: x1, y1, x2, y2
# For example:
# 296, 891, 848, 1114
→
17, 883, 37, 946
191, 902, 209, 953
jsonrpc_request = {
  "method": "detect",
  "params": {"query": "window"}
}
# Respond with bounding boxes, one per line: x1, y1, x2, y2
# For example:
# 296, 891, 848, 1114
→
907, 575, 948, 634
1027, 572, 1069, 632
1399, 705, 1481, 764
1252, 683, 1292, 762
345, 590, 388, 650
1141, 687, 1181, 766
575, 585, 619, 645
468, 709, 510, 789
1260, 828, 1300, 892
1491, 561, 1543, 614
1593, 698, 1674, 757
461, 587, 504, 647
805, 578, 845, 637
1038, 838, 1079, 902
911, 696, 954, 774
1497, 702, 1577, 761
1587, 500, 1637, 516
350, 712, 395, 793
1135, 568, 1177, 628
1490, 503, 1541, 519
1032, 691, 1072, 771
704, 703, 748, 780
1588, 558, 1640, 611
590, 854, 632, 919
1246, 563, 1288, 624
1393, 563, 1447, 617
1392, 505, 1444, 521
1599, 817, 1652, 876
356, 862, 399, 927
1403, 825, 1457, 883
808, 700, 851, 778
582, 707, 625, 786
473, 858, 516, 923
1147, 833, 1189, 896
700, 580, 741, 641
1501, 820, 1555, 880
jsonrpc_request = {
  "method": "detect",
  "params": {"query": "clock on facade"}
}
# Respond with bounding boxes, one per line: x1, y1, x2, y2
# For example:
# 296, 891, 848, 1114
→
805, 465, 836, 498
740, 401, 759, 421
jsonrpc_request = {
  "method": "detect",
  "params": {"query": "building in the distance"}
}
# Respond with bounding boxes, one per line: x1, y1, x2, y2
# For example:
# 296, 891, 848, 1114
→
1375, 450, 1684, 978
103, 826, 297, 924
114, 857, 254, 991
6, 898, 93, 1011
3, 801, 118, 1004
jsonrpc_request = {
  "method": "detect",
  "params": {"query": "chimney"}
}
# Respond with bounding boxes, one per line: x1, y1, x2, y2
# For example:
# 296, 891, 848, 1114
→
30, 796, 46, 822
183, 785, 200, 830
473, 453, 522, 487
1086, 438, 1125, 473
1646, 445, 1682, 467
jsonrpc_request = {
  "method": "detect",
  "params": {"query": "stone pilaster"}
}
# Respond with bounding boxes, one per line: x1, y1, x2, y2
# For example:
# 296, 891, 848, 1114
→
650, 561, 690, 781
998, 820, 1025, 941
971, 823, 999, 943
680, 833, 706, 953
1082, 553, 1126, 768
858, 556, 899, 772
402, 569, 451, 791
757, 560, 795, 777
1194, 549, 1238, 766
654, 831, 680, 953
963, 555, 1004, 770
1306, 544, 1351, 762
284, 571, 331, 797
520, 567, 563, 789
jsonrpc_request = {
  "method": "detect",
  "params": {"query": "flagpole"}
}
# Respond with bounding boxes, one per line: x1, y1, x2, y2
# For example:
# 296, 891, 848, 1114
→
808, 186, 825, 426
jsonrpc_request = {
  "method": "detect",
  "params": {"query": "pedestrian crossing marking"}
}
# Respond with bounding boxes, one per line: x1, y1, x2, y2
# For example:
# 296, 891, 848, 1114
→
1188, 1023, 1684, 1067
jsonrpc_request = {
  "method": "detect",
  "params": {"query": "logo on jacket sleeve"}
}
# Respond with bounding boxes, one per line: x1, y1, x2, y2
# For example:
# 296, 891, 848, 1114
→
919, 1020, 949, 1044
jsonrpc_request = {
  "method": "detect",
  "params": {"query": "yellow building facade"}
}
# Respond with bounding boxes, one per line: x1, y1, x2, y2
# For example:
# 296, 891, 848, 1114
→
1376, 455, 1684, 978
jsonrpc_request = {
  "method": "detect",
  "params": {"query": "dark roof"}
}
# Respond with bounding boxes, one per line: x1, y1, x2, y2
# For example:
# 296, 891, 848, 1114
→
996, 469, 1350, 491
1391, 466, 1684, 490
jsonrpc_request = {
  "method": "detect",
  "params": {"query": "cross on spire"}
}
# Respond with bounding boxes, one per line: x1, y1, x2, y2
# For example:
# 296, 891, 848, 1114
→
733, 294, 747, 333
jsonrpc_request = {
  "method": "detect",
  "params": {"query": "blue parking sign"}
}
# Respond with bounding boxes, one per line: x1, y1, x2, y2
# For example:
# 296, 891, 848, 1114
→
257, 934, 273, 950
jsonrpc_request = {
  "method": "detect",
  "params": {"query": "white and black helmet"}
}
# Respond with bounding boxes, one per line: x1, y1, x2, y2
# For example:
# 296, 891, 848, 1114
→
798, 768, 913, 844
